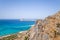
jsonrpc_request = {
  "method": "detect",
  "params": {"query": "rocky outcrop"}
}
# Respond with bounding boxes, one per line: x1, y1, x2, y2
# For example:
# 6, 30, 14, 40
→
27, 11, 60, 40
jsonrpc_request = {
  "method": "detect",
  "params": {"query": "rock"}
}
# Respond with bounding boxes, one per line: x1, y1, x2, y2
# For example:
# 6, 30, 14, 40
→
28, 11, 60, 40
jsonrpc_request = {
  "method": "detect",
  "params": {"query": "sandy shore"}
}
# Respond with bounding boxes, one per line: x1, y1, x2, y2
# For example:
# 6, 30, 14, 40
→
0, 35, 11, 39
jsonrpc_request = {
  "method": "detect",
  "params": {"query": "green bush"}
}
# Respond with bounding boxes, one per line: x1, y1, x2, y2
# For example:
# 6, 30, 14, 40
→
24, 36, 29, 40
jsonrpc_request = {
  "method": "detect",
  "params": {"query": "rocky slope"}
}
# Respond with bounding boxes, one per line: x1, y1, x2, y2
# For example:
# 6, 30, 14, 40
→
25, 11, 60, 40
0, 11, 60, 40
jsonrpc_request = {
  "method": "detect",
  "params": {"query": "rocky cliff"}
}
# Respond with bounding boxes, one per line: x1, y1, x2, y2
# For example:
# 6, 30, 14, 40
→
24, 11, 60, 40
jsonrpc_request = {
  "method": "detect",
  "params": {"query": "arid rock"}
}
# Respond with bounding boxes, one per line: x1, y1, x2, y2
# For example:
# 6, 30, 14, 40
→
27, 11, 60, 40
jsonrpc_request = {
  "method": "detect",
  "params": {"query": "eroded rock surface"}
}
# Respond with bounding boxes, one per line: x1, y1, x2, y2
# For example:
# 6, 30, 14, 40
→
27, 11, 60, 40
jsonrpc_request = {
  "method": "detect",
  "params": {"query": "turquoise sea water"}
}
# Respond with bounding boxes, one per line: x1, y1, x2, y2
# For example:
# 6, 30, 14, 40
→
0, 20, 35, 36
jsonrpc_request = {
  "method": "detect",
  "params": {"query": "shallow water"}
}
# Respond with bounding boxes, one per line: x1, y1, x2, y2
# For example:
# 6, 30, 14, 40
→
0, 19, 35, 36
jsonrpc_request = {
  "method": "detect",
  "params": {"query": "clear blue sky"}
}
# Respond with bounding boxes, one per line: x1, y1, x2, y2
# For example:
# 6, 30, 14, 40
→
0, 0, 60, 19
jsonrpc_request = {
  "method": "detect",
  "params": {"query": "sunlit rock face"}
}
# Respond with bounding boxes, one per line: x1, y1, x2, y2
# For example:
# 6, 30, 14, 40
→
28, 11, 60, 40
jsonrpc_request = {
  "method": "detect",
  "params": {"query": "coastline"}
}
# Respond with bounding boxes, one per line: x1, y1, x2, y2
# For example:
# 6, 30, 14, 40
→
0, 35, 11, 39
0, 24, 34, 39
0, 31, 26, 39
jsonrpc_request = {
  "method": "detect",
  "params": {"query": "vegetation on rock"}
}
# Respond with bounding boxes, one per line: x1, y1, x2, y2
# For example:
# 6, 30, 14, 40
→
24, 36, 29, 40
0, 34, 17, 40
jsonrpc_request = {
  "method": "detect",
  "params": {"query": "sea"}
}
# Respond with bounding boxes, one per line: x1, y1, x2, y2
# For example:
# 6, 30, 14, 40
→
0, 19, 35, 36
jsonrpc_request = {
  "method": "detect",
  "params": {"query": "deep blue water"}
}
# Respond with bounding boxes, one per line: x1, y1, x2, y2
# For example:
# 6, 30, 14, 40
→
0, 19, 35, 36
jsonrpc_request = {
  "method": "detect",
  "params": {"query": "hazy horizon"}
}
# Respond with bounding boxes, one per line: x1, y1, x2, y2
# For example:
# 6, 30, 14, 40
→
0, 0, 60, 19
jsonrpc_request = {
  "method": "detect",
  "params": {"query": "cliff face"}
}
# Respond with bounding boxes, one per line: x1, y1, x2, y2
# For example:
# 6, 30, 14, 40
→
1, 11, 60, 40
26, 11, 60, 40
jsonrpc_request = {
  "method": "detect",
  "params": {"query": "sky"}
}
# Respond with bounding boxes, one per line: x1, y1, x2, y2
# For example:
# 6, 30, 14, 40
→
0, 0, 60, 19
